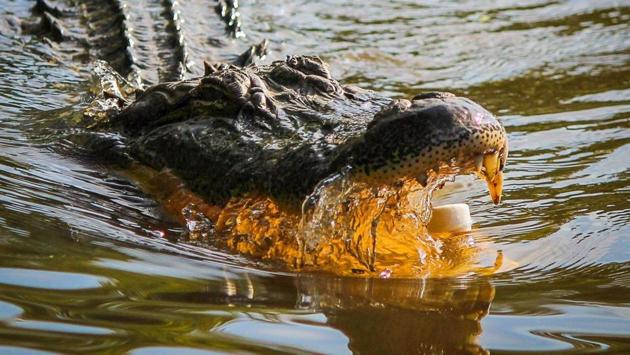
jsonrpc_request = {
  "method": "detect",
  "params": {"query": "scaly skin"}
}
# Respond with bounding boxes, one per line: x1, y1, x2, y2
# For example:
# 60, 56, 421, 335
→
23, 0, 267, 85
101, 57, 507, 209
84, 56, 509, 275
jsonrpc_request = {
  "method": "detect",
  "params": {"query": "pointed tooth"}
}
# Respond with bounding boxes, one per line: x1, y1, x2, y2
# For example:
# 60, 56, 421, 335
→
486, 170, 503, 205
483, 151, 499, 181
204, 61, 217, 75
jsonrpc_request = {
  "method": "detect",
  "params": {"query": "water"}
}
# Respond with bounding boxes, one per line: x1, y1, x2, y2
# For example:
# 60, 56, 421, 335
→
1, 0, 629, 353
297, 171, 467, 276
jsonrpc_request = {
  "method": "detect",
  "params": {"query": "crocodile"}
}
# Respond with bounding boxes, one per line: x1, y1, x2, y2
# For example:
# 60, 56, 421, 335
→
24, 0, 508, 276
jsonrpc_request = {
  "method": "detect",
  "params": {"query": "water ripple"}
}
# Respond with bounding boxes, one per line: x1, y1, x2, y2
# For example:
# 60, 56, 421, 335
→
0, 0, 629, 353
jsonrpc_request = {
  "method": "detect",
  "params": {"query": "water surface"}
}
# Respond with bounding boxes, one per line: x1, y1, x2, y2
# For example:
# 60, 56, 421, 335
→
0, 0, 629, 353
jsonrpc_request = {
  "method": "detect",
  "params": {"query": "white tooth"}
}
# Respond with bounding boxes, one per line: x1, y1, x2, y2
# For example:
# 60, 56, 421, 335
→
483, 152, 499, 180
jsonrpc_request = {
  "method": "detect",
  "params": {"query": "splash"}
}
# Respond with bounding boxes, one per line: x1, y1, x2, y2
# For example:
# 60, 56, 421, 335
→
297, 168, 459, 275
83, 61, 138, 128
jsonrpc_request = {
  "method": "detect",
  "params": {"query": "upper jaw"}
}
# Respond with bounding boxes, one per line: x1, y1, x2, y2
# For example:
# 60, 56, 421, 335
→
344, 146, 507, 206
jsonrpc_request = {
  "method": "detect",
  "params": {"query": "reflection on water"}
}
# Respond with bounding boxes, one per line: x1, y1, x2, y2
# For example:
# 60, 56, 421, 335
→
297, 276, 494, 354
1, 0, 629, 353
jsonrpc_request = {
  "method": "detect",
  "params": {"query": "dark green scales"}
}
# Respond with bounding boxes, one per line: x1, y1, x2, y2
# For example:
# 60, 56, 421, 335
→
96, 57, 507, 207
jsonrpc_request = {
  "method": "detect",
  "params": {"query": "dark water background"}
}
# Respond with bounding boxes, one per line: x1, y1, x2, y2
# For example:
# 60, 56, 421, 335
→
0, 0, 629, 353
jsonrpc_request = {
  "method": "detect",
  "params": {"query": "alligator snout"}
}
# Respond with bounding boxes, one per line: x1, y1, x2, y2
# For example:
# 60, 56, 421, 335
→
338, 92, 508, 204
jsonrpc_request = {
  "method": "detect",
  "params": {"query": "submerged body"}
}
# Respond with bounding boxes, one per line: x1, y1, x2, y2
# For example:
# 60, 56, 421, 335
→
90, 56, 508, 276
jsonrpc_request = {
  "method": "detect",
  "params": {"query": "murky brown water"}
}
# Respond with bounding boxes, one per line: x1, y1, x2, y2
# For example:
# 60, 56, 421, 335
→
1, 0, 629, 353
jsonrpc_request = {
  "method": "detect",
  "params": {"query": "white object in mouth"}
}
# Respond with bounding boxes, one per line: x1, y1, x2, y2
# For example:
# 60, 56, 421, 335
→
427, 203, 472, 234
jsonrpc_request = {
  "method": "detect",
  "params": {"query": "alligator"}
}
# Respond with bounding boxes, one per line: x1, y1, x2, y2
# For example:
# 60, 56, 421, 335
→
23, 0, 508, 276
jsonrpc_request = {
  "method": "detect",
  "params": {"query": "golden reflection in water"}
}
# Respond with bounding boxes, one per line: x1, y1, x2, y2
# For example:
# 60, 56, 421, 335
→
124, 163, 498, 277
296, 276, 495, 354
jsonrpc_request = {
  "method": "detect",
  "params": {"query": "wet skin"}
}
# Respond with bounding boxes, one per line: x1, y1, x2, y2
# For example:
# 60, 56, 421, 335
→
79, 56, 510, 274
94, 57, 508, 210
